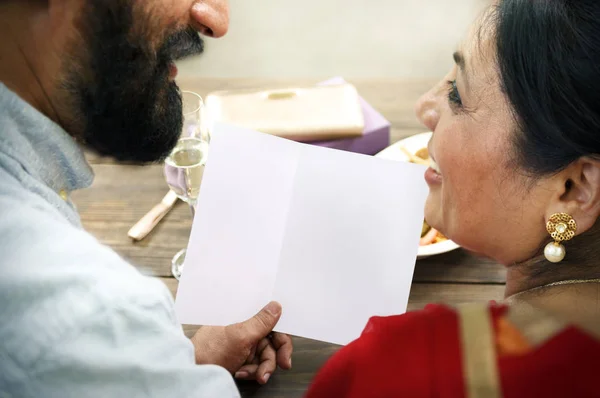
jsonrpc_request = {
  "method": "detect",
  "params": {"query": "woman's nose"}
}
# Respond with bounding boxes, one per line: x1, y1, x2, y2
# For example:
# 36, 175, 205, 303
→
414, 89, 440, 132
190, 0, 230, 38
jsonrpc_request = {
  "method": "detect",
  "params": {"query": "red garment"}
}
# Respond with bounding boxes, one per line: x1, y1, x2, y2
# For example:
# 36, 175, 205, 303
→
305, 304, 600, 398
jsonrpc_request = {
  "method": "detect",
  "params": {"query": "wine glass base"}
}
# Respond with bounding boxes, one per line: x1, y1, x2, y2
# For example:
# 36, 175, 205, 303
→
171, 248, 186, 280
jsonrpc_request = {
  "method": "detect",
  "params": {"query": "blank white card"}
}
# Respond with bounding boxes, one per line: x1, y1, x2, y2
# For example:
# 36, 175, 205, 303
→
175, 123, 428, 345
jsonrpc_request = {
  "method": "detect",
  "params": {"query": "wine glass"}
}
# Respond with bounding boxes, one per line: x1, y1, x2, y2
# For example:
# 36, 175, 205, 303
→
164, 91, 208, 279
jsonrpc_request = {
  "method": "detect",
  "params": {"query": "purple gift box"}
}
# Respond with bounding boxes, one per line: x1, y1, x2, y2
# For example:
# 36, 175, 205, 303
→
308, 77, 390, 155
165, 78, 390, 193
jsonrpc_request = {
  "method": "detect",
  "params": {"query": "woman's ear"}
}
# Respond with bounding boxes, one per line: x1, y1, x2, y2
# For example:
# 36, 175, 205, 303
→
546, 157, 600, 235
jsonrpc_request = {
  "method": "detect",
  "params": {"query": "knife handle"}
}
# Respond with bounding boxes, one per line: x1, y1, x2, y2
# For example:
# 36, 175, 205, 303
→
128, 200, 175, 241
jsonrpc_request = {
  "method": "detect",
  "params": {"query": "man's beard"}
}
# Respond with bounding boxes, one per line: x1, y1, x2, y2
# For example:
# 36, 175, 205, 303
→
64, 1, 204, 162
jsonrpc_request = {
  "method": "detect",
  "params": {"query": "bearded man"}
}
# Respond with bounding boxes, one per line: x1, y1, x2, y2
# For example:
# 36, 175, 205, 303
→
0, 2, 292, 396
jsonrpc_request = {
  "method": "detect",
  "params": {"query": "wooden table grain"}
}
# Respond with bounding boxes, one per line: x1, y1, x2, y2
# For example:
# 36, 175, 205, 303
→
72, 78, 506, 398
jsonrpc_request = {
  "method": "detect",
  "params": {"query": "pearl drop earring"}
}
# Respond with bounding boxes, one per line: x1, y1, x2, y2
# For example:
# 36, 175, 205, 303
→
544, 213, 577, 263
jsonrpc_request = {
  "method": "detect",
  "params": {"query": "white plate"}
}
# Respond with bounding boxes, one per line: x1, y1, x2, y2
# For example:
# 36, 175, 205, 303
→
375, 132, 460, 259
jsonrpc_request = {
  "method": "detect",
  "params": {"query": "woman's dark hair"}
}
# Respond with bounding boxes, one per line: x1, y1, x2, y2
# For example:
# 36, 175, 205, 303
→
495, 0, 600, 174
492, 0, 600, 278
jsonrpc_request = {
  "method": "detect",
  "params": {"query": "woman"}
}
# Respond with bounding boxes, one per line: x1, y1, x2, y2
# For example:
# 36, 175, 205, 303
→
305, 1, 600, 397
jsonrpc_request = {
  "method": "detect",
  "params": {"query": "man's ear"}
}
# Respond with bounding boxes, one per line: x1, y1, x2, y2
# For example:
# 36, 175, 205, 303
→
546, 157, 600, 235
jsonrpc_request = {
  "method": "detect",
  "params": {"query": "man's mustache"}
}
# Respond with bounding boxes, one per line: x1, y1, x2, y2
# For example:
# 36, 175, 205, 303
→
162, 27, 205, 61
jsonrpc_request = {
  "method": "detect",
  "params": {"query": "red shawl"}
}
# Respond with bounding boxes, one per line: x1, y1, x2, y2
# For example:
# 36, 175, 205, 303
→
305, 304, 600, 397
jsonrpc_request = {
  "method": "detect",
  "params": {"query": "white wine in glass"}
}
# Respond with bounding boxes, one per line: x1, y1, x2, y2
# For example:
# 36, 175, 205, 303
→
165, 137, 208, 205
164, 137, 208, 280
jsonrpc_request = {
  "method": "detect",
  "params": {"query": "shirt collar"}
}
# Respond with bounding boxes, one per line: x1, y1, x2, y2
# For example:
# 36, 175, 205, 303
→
0, 83, 94, 194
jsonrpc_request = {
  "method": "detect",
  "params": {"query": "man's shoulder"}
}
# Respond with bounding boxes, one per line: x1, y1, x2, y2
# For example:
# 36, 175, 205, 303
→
0, 237, 178, 374
0, 161, 106, 269
0, 161, 178, 366
0, 175, 173, 321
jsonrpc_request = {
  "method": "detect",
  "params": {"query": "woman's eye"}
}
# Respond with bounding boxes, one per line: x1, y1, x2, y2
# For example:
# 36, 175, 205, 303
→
447, 80, 463, 109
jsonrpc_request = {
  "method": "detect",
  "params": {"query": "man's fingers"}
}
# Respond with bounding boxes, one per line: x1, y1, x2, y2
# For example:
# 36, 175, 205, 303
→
256, 343, 277, 384
234, 337, 274, 382
256, 337, 270, 353
245, 344, 257, 364
238, 301, 282, 343
234, 364, 258, 380
271, 332, 293, 369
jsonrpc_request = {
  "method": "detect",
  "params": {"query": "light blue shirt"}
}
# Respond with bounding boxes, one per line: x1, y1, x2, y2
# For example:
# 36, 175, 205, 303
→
0, 84, 240, 397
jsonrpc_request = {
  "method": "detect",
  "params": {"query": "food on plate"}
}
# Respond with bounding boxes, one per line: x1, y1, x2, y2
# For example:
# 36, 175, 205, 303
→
400, 147, 429, 166
414, 147, 429, 160
402, 145, 448, 246
420, 223, 447, 246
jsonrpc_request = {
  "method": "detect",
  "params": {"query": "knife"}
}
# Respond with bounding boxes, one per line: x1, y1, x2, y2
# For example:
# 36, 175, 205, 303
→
128, 190, 179, 241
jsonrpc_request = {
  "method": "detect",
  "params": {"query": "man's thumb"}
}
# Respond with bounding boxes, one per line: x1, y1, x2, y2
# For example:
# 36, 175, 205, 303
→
241, 301, 282, 341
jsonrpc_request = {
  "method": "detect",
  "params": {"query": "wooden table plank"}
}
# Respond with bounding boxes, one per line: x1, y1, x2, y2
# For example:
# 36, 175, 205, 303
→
158, 277, 504, 398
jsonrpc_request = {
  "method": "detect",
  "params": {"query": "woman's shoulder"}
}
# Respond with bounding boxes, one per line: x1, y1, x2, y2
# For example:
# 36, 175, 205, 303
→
306, 302, 600, 398
305, 304, 479, 398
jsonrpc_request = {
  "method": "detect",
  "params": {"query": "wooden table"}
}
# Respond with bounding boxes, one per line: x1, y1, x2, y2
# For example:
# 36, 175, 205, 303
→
72, 78, 506, 398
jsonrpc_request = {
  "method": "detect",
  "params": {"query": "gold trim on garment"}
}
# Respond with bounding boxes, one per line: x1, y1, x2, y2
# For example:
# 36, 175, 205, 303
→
457, 304, 502, 398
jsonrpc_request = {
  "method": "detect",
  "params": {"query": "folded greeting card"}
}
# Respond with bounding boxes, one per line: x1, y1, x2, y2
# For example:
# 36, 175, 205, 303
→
175, 123, 428, 345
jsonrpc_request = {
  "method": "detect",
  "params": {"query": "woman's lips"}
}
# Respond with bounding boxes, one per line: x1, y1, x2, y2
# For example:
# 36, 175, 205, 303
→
424, 166, 442, 185
424, 158, 442, 185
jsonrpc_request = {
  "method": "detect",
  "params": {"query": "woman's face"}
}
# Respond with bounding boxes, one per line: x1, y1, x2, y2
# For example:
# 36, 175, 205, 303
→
415, 19, 554, 265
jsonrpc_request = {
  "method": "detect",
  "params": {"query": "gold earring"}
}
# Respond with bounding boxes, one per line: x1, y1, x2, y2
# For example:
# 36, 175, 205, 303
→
544, 213, 577, 263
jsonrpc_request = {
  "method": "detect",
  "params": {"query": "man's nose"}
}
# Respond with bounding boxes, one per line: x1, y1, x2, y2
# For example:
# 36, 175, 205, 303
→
190, 0, 230, 38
